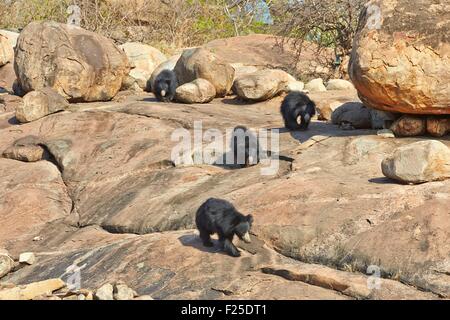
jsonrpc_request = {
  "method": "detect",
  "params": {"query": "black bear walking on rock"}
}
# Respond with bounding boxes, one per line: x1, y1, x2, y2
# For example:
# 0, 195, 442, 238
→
195, 198, 253, 257
153, 69, 177, 102
280, 91, 316, 130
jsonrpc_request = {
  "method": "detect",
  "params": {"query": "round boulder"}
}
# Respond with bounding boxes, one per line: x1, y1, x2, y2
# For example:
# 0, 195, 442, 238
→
349, 0, 450, 115
14, 21, 130, 102
233, 69, 295, 101
382, 140, 450, 184
175, 78, 216, 104
174, 48, 235, 98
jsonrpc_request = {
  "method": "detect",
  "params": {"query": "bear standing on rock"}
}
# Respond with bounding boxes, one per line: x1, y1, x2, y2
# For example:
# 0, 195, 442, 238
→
153, 69, 177, 102
195, 198, 253, 257
280, 91, 316, 131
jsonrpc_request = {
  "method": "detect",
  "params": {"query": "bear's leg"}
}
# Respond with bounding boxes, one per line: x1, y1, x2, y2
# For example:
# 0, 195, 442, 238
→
221, 237, 241, 257
199, 230, 214, 247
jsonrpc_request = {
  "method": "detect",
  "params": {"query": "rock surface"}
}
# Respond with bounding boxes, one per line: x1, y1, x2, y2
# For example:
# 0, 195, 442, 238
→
120, 42, 166, 90
233, 69, 295, 101
382, 140, 450, 184
349, 0, 450, 115
14, 21, 130, 102
16, 88, 69, 123
0, 92, 448, 299
19, 252, 36, 265
174, 48, 235, 97
95, 283, 114, 300
426, 117, 450, 137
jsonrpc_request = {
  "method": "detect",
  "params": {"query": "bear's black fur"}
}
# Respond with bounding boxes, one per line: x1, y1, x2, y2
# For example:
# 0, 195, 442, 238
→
280, 91, 316, 130
231, 126, 260, 168
195, 198, 253, 257
153, 69, 177, 102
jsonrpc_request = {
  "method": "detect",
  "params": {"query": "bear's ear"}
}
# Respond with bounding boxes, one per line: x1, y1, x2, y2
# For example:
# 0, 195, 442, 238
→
246, 214, 254, 224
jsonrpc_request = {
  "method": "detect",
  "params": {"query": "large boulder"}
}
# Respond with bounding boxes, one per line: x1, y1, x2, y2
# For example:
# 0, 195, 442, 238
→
14, 21, 130, 102
233, 69, 295, 101
382, 140, 450, 184
175, 78, 216, 104
0, 34, 13, 66
16, 88, 69, 123
119, 42, 166, 90
174, 48, 235, 97
349, 0, 450, 115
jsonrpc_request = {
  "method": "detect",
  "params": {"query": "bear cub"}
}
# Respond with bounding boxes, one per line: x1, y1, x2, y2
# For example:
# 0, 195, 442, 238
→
195, 198, 253, 257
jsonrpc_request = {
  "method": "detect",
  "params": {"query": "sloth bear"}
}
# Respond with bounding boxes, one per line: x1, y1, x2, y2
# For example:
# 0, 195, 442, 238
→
230, 126, 260, 168
280, 91, 316, 130
195, 198, 253, 257
153, 69, 177, 102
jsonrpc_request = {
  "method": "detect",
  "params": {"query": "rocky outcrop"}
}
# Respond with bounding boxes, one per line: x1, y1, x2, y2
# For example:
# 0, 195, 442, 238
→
382, 140, 450, 184
120, 42, 167, 90
175, 78, 216, 104
15, 88, 69, 123
349, 0, 450, 115
233, 69, 295, 101
174, 48, 234, 97
14, 21, 130, 102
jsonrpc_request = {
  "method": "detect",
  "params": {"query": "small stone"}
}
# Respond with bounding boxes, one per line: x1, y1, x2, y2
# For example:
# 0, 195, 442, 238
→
377, 129, 395, 138
32, 236, 43, 242
19, 252, 36, 265
94, 283, 114, 300
113, 282, 137, 300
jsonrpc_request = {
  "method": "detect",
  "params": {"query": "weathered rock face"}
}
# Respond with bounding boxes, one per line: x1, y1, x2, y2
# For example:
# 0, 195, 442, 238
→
16, 88, 69, 123
120, 42, 167, 90
0, 30, 19, 49
382, 140, 450, 184
349, 0, 450, 115
1, 92, 449, 299
14, 21, 130, 102
175, 78, 216, 104
0, 34, 13, 67
233, 69, 295, 101
174, 48, 235, 97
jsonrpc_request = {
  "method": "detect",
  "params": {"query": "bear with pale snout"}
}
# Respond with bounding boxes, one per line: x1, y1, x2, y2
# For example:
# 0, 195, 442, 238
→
195, 198, 253, 257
